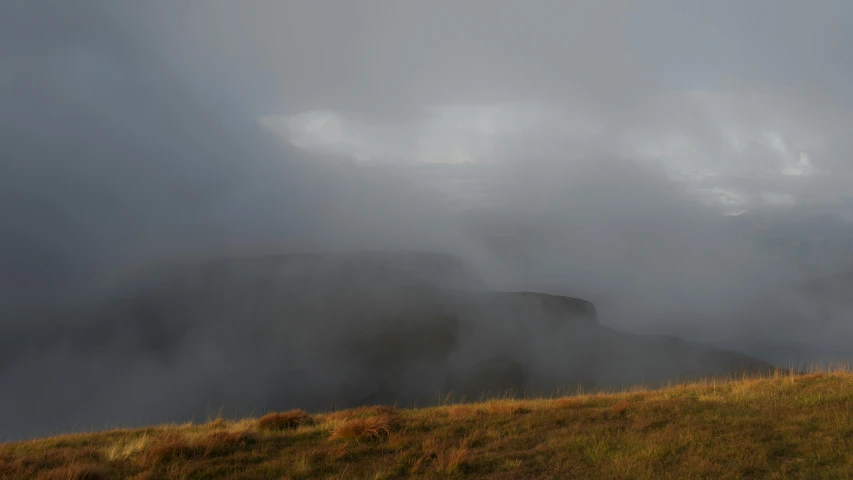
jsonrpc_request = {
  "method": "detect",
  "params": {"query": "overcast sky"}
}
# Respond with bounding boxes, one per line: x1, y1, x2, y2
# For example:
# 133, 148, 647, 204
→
3, 0, 853, 300
120, 0, 853, 215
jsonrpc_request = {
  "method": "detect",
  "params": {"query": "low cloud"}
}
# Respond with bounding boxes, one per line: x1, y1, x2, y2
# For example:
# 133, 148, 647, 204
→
261, 90, 839, 213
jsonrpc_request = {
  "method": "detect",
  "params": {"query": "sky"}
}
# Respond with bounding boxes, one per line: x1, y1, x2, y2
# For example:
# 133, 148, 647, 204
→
6, 0, 852, 222
3, 0, 853, 330
141, 0, 853, 215
3, 0, 853, 438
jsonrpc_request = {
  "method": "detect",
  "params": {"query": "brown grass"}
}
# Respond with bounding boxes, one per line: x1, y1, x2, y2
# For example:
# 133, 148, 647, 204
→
1, 448, 102, 478
144, 430, 255, 465
105, 434, 150, 462
205, 417, 229, 430
414, 432, 478, 474
199, 431, 256, 455
553, 396, 589, 409
256, 409, 312, 431
126, 473, 161, 480
448, 404, 476, 419
329, 414, 396, 443
145, 436, 204, 464
6, 368, 853, 479
611, 399, 631, 416
487, 401, 532, 415
34, 465, 107, 480
435, 440, 471, 474
325, 404, 397, 422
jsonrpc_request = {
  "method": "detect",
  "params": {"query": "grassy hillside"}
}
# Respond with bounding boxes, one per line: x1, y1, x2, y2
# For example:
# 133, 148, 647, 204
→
5, 368, 853, 479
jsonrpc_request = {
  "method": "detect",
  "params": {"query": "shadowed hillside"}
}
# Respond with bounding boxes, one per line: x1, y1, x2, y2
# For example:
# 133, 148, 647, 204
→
0, 252, 770, 440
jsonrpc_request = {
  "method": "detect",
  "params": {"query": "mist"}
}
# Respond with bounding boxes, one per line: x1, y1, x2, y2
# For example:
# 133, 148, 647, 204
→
2, 1, 853, 439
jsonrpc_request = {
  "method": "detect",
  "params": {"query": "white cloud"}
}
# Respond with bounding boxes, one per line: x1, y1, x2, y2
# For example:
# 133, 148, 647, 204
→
260, 91, 834, 213
260, 103, 603, 166
782, 153, 814, 176
258, 111, 413, 164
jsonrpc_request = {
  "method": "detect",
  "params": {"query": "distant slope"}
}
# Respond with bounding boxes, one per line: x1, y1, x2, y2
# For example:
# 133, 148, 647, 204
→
0, 252, 770, 440
643, 267, 853, 366
3, 370, 850, 479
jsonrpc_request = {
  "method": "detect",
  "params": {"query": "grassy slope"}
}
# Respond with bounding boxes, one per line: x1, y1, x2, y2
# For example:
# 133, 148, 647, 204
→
4, 369, 853, 480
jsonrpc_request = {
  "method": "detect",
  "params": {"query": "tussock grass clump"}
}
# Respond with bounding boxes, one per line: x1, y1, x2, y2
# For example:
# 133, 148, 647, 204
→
413, 432, 479, 474
105, 434, 150, 462
325, 405, 396, 423
256, 410, 312, 431
356, 404, 397, 416
145, 436, 204, 464
329, 414, 396, 443
205, 417, 229, 430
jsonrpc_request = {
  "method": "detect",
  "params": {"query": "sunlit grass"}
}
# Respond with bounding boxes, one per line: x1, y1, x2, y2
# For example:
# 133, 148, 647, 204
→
3, 366, 853, 479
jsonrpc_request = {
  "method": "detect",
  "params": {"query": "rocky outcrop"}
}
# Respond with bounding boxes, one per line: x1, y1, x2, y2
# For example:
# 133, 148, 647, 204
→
500, 292, 598, 323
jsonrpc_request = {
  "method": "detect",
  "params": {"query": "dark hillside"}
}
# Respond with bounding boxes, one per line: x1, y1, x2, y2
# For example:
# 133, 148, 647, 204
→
0, 252, 770, 440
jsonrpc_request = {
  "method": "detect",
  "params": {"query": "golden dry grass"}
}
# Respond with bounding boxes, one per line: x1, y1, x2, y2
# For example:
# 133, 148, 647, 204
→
329, 414, 396, 443
487, 401, 532, 415
256, 410, 312, 431
324, 404, 397, 422
4, 368, 853, 479
143, 430, 257, 465
104, 434, 150, 462
34, 464, 107, 480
